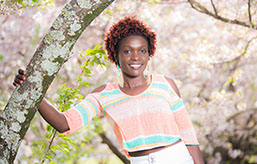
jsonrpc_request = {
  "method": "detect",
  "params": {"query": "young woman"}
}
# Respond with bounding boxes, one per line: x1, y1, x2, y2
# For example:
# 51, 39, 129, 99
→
14, 16, 204, 164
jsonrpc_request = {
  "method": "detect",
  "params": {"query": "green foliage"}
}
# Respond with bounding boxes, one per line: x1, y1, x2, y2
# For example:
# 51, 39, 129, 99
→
93, 117, 103, 134
14, 0, 54, 10
29, 45, 107, 163
249, 155, 256, 163
104, 8, 114, 17
57, 84, 83, 112
148, 0, 162, 6
0, 54, 4, 62
77, 44, 107, 85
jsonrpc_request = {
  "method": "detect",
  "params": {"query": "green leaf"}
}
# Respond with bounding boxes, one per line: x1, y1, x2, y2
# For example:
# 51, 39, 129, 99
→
85, 49, 93, 55
97, 49, 106, 55
50, 145, 56, 152
79, 81, 90, 87
40, 141, 46, 151
0, 54, 4, 61
60, 135, 75, 145
82, 60, 89, 68
76, 74, 82, 83
94, 44, 102, 50
58, 133, 65, 137
83, 68, 91, 76
63, 148, 69, 152
49, 162, 57, 164
45, 132, 53, 139
17, 0, 23, 4
61, 144, 69, 148
46, 124, 53, 132
79, 53, 84, 60
249, 155, 256, 163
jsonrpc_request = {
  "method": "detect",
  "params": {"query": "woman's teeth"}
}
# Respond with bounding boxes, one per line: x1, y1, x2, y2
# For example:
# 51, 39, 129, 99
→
129, 64, 141, 69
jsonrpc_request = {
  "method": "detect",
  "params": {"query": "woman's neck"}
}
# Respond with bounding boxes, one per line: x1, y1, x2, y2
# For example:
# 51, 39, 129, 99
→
122, 74, 147, 89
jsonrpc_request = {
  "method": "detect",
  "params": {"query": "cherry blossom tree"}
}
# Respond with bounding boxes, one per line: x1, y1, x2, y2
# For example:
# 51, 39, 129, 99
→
1, 0, 256, 163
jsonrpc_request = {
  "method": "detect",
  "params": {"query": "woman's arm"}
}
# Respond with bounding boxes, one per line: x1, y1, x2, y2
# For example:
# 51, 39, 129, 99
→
13, 69, 69, 133
164, 76, 204, 163
186, 145, 205, 164
38, 98, 69, 133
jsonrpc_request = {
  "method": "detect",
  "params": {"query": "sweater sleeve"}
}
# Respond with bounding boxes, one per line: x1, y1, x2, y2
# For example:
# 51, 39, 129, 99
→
168, 85, 199, 145
62, 92, 104, 135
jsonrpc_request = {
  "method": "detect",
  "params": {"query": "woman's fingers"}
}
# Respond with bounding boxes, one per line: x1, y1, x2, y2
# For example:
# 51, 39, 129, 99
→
16, 74, 26, 81
18, 69, 26, 75
13, 77, 24, 86
13, 82, 18, 87
14, 78, 23, 84
13, 69, 26, 87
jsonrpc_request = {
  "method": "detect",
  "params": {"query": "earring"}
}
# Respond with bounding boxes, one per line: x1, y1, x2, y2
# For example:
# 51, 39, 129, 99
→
145, 63, 151, 85
116, 65, 124, 87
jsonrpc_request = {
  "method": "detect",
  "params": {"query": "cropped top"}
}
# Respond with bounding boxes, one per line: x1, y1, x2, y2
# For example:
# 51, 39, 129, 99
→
62, 74, 199, 157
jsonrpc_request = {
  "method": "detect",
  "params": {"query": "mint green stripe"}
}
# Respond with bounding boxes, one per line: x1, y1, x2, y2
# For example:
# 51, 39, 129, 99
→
101, 89, 120, 96
103, 97, 130, 110
84, 99, 98, 115
123, 136, 181, 149
151, 83, 169, 91
186, 143, 199, 145
172, 100, 183, 112
74, 105, 88, 126
141, 93, 167, 100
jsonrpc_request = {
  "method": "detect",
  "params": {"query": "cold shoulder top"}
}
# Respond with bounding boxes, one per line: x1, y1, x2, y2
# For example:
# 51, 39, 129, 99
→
62, 74, 199, 157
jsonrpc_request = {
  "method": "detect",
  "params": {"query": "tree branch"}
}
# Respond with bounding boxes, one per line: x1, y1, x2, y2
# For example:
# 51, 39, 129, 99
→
211, 36, 257, 65
188, 0, 257, 30
41, 130, 57, 164
210, 0, 218, 15
100, 132, 130, 164
215, 36, 257, 91
248, 0, 252, 26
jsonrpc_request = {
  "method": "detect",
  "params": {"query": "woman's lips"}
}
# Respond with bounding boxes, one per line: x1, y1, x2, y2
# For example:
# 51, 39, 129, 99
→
129, 64, 142, 69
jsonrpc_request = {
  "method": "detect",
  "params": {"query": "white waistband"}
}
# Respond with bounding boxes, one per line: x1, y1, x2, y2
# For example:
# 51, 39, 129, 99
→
130, 141, 194, 164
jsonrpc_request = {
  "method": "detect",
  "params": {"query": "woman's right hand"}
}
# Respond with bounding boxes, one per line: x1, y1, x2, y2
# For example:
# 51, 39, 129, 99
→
13, 69, 26, 87
13, 69, 69, 133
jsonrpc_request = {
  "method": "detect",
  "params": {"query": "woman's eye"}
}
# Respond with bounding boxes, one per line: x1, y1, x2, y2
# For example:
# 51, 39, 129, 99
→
141, 49, 147, 53
124, 50, 131, 54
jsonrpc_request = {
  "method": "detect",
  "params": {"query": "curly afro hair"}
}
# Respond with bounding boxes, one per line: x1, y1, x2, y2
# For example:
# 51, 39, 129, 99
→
104, 16, 157, 65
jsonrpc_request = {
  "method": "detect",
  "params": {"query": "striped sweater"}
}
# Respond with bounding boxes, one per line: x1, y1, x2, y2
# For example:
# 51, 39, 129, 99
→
63, 74, 199, 157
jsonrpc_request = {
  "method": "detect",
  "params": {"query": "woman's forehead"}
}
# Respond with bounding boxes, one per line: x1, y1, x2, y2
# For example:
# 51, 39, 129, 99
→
118, 35, 148, 48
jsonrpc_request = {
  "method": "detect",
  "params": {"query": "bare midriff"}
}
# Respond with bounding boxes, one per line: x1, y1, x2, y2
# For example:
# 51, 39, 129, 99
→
128, 139, 182, 157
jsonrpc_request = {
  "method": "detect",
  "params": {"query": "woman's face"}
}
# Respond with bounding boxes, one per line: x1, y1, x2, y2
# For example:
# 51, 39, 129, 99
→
117, 35, 149, 78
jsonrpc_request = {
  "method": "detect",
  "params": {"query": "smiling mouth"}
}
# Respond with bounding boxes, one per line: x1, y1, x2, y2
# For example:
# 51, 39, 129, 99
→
129, 64, 143, 69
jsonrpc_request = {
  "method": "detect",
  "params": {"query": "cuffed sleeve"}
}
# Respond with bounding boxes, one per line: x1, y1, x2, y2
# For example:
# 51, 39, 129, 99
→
62, 92, 103, 135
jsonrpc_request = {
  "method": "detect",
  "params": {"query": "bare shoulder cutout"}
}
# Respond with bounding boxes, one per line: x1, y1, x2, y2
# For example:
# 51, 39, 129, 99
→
164, 76, 181, 98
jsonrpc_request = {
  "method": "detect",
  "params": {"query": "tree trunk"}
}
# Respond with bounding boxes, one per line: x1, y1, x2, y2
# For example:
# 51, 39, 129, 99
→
0, 0, 114, 163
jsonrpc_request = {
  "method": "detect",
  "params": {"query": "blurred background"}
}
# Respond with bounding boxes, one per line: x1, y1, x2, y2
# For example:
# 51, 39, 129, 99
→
1, 0, 257, 163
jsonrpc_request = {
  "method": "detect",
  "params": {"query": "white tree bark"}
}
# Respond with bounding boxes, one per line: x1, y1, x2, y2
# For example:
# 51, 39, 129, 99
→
0, 0, 114, 163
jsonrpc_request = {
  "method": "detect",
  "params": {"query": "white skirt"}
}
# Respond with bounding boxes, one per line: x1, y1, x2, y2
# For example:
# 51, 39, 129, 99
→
130, 141, 194, 164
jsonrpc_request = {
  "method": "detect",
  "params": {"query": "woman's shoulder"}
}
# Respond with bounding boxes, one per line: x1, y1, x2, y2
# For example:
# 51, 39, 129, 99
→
159, 75, 181, 98
91, 84, 107, 93
90, 82, 118, 94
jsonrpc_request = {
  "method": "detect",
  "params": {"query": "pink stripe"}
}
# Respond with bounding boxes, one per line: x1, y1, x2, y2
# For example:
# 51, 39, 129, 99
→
117, 112, 179, 140
62, 108, 83, 135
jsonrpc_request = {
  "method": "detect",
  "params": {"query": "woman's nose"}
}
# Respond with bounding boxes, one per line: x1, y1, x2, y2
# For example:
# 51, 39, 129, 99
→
131, 51, 140, 61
